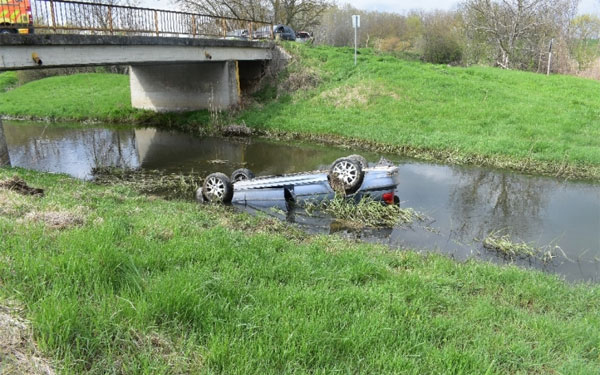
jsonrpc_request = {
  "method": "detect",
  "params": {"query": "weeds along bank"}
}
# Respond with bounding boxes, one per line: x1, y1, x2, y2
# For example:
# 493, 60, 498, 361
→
1, 43, 600, 180
0, 168, 599, 373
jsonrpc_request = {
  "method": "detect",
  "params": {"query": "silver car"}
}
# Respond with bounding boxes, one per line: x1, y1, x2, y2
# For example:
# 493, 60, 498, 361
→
198, 155, 400, 208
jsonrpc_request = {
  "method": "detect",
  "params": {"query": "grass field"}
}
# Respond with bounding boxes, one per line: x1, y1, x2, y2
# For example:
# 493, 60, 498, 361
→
0, 71, 18, 92
1, 168, 599, 374
0, 73, 134, 120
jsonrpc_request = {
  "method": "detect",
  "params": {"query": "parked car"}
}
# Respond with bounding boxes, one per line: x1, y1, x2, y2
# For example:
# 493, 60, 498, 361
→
253, 24, 296, 41
295, 31, 312, 43
197, 155, 400, 208
225, 29, 249, 40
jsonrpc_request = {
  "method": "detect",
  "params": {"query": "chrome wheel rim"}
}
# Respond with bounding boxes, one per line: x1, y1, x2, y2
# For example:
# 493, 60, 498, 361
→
332, 161, 358, 186
205, 176, 226, 200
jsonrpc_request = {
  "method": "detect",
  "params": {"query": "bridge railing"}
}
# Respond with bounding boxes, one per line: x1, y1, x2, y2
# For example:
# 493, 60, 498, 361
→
24, 0, 273, 39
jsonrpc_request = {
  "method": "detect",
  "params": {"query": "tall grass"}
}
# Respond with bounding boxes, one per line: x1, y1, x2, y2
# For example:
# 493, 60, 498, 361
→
1, 168, 599, 374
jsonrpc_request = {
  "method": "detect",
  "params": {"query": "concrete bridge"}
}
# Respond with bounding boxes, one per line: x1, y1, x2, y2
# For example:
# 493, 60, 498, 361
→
0, 34, 276, 112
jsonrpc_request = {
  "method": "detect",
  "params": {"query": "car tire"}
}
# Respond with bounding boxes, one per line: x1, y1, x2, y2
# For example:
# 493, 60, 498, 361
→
328, 157, 364, 194
231, 168, 255, 182
202, 172, 234, 203
347, 154, 368, 169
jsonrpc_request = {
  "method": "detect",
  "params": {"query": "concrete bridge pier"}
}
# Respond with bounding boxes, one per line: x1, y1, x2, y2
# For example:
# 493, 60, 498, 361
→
0, 118, 11, 167
129, 61, 241, 112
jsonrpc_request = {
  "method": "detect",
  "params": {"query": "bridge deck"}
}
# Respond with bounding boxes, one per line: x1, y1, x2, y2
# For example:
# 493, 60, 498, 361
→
0, 34, 274, 70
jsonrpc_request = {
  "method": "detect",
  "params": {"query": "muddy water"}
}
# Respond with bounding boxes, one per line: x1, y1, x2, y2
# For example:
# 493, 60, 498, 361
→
4, 121, 600, 282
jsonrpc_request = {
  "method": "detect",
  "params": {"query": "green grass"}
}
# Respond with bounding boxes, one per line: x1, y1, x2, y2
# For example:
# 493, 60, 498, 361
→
0, 73, 135, 120
1, 168, 599, 374
0, 71, 18, 92
240, 44, 600, 170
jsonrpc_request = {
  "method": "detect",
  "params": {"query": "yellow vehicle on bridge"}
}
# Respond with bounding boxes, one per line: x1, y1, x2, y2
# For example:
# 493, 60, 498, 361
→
0, 0, 33, 34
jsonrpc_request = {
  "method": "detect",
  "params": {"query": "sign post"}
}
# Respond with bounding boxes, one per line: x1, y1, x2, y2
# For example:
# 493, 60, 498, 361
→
547, 38, 553, 76
352, 15, 360, 65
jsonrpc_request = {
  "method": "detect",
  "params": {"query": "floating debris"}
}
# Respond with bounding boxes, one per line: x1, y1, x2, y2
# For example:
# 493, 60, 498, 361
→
305, 195, 424, 228
221, 124, 253, 137
93, 167, 203, 200
482, 231, 561, 263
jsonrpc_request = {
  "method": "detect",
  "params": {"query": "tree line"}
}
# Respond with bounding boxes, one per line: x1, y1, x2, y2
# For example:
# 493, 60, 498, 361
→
176, 0, 600, 77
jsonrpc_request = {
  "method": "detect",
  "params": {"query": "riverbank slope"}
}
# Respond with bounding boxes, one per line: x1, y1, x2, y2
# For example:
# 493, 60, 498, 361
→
1, 168, 599, 373
1, 43, 599, 180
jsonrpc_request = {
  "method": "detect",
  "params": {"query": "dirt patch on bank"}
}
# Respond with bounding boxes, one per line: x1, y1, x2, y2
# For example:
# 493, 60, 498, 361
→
23, 210, 86, 230
0, 301, 55, 375
0, 176, 44, 197
319, 81, 400, 108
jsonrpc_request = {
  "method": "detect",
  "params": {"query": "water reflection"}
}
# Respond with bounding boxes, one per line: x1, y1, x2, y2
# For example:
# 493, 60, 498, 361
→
4, 123, 139, 179
4, 121, 600, 282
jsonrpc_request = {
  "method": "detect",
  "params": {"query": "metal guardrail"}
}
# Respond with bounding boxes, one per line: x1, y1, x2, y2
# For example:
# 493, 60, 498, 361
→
2, 0, 273, 39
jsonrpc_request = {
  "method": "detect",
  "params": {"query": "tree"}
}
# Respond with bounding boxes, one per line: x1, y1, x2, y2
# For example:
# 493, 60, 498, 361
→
461, 0, 578, 70
570, 14, 600, 70
273, 0, 331, 30
313, 5, 423, 50
421, 11, 464, 64
175, 0, 331, 31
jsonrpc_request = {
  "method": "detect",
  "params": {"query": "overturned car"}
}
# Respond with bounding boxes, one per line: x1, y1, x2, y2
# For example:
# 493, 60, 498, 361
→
197, 155, 400, 207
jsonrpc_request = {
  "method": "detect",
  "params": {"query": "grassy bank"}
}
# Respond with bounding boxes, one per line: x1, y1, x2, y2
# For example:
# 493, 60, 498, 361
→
1, 168, 599, 374
1, 44, 600, 180
241, 44, 600, 178
0, 72, 135, 121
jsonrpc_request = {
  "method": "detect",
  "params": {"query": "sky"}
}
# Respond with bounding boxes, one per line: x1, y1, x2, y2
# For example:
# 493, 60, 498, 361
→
141, 0, 599, 15
341, 0, 599, 15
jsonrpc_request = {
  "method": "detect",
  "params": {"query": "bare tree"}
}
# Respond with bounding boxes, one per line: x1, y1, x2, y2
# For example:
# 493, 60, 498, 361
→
175, 0, 331, 30
461, 0, 578, 69
273, 0, 331, 30
176, 0, 270, 21
570, 14, 600, 70
313, 5, 424, 49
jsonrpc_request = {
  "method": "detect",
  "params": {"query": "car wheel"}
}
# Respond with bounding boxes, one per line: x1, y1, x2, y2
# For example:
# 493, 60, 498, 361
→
328, 157, 364, 194
202, 173, 234, 203
0, 29, 13, 34
347, 154, 368, 169
231, 168, 255, 182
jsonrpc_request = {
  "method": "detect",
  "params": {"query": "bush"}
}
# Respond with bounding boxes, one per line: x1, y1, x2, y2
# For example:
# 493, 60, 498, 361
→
420, 11, 464, 65
422, 33, 463, 64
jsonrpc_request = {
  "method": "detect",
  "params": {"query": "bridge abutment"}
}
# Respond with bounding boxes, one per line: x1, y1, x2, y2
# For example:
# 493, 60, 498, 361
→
130, 61, 241, 112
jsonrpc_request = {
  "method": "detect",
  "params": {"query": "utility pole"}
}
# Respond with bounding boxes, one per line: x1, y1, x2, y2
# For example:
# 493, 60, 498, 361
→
352, 15, 360, 66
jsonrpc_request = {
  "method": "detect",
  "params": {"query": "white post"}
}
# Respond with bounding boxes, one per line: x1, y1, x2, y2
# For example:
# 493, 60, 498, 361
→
354, 26, 357, 65
352, 15, 360, 66
546, 39, 553, 76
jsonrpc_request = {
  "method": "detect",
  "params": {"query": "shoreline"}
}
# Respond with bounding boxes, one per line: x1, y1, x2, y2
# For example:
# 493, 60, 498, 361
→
4, 116, 600, 181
